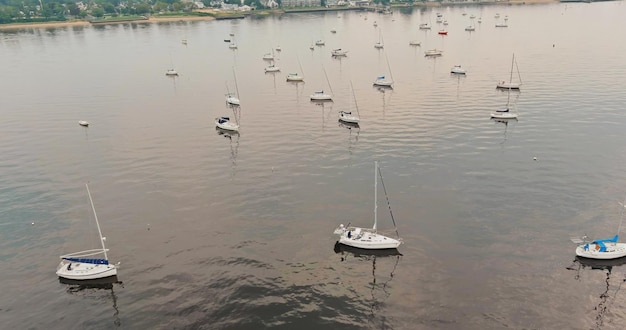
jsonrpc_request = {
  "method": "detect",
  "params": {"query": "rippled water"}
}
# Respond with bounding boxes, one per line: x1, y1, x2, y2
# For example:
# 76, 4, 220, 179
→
2, 2, 626, 329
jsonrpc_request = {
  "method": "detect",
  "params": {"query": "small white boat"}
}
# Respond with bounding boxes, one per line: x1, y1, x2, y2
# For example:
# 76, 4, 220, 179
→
56, 184, 118, 281
331, 48, 348, 57
275, 46, 281, 52
225, 93, 240, 106
469, 14, 476, 19
573, 197, 626, 260
165, 69, 178, 76
262, 53, 274, 60
229, 42, 238, 49
215, 116, 239, 132
424, 49, 443, 57
373, 75, 393, 87
450, 65, 466, 75
495, 22, 508, 28
181, 39, 187, 45
310, 90, 332, 101
315, 40, 325, 46
409, 40, 421, 46
374, 42, 383, 49
333, 162, 402, 250
490, 108, 518, 120
78, 121, 89, 127
264, 64, 280, 73
339, 111, 359, 124
419, 23, 431, 30
443, 20, 448, 26
286, 73, 303, 82
373, 21, 378, 27
465, 25, 475, 31
330, 28, 337, 33
478, 18, 482, 23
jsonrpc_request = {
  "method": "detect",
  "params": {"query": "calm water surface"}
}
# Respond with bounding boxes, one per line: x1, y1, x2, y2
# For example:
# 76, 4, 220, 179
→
2, 2, 626, 329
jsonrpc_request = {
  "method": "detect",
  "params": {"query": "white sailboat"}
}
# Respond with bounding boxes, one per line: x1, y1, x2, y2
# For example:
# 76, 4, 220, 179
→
497, 53, 522, 90
572, 197, 626, 260
265, 61, 280, 73
374, 29, 384, 49
450, 65, 467, 75
225, 69, 241, 106
78, 120, 90, 127
331, 48, 349, 57
286, 56, 304, 82
310, 66, 333, 101
339, 81, 360, 124
334, 161, 402, 250
491, 85, 518, 119
56, 184, 118, 280
373, 53, 394, 88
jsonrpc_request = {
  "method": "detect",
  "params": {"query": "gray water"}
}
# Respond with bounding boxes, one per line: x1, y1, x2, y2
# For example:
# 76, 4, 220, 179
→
2, 2, 626, 329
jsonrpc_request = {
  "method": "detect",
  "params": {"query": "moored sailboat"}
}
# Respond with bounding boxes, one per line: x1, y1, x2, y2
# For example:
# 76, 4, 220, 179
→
333, 161, 402, 250
56, 184, 118, 281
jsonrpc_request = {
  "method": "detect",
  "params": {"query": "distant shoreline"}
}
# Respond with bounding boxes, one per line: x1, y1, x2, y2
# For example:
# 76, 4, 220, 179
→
0, 0, 559, 31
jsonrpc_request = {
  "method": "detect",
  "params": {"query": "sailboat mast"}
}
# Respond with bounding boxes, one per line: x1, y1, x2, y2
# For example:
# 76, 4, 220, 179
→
233, 68, 240, 98
350, 81, 360, 117
618, 196, 626, 236
323, 65, 333, 95
385, 52, 394, 83
509, 53, 515, 84
374, 161, 378, 231
86, 183, 108, 260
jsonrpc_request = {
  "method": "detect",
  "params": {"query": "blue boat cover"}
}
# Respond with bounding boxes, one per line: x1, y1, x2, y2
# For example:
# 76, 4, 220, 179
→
584, 234, 619, 252
63, 257, 109, 265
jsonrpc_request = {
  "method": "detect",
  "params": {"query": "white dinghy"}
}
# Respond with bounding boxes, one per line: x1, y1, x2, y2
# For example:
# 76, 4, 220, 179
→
56, 184, 118, 280
334, 161, 402, 250
573, 197, 626, 260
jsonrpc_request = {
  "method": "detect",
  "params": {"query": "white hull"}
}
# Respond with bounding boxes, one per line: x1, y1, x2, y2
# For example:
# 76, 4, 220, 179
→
226, 96, 240, 106
425, 49, 443, 56
56, 259, 117, 280
335, 226, 401, 250
373, 79, 393, 87
576, 243, 626, 259
310, 93, 332, 101
286, 74, 303, 82
165, 70, 178, 76
215, 118, 239, 131
451, 66, 466, 74
490, 111, 518, 119
497, 82, 521, 90
339, 111, 359, 124
265, 66, 280, 72
409, 41, 421, 46
78, 121, 89, 127
331, 49, 348, 57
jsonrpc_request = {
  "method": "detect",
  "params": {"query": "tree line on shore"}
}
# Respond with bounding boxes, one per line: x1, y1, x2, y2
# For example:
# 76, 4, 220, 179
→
0, 0, 408, 24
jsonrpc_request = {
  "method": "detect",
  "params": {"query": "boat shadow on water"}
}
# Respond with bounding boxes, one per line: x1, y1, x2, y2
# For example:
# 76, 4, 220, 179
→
59, 275, 123, 328
566, 256, 626, 328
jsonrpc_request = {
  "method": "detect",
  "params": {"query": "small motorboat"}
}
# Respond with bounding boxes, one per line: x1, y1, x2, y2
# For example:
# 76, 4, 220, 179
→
78, 121, 89, 127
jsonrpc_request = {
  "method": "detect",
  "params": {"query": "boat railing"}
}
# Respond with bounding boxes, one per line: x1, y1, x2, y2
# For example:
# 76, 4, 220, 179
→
60, 248, 109, 259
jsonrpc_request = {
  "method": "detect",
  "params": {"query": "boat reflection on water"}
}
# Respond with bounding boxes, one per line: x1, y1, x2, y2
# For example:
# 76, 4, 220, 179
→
59, 276, 123, 328
215, 127, 240, 169
492, 117, 517, 145
334, 242, 402, 323
566, 256, 626, 328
